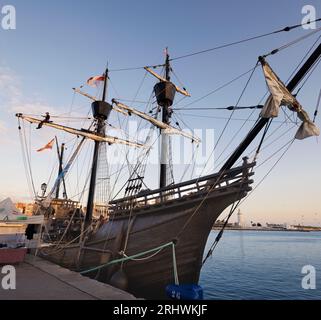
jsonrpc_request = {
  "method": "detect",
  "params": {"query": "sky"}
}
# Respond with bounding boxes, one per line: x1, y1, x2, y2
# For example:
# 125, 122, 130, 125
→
0, 0, 320, 226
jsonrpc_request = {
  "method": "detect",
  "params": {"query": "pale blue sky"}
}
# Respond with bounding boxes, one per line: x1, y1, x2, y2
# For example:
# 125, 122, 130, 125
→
0, 0, 320, 225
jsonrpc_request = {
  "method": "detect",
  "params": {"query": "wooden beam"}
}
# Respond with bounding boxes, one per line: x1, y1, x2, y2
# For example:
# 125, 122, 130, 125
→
144, 67, 191, 97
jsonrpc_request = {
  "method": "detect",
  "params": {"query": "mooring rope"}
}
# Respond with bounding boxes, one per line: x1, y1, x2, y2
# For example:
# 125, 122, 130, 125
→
80, 241, 179, 285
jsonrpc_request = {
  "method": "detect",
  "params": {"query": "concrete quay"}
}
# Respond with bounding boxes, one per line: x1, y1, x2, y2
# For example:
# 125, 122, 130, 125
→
0, 254, 137, 300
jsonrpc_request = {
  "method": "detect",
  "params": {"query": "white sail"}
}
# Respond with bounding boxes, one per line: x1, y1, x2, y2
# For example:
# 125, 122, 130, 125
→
16, 114, 145, 148
112, 100, 201, 143
260, 59, 320, 140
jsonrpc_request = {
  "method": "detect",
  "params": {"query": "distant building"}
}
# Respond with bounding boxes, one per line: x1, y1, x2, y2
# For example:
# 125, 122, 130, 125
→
237, 209, 245, 228
266, 223, 287, 230
290, 225, 321, 231
213, 220, 234, 228
15, 202, 34, 216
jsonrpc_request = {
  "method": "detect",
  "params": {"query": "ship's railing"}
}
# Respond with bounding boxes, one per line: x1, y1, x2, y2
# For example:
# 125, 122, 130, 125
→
109, 159, 255, 214
50, 198, 80, 208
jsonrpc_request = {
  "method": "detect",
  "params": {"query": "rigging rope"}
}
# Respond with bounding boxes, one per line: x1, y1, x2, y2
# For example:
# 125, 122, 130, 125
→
18, 120, 35, 199
314, 89, 321, 123
202, 200, 241, 266
197, 62, 259, 180
202, 124, 292, 267
231, 123, 297, 169
262, 26, 321, 58
253, 119, 273, 162
294, 56, 321, 96
106, 19, 321, 72
170, 18, 321, 62
179, 67, 257, 110
18, 120, 37, 198
239, 138, 295, 207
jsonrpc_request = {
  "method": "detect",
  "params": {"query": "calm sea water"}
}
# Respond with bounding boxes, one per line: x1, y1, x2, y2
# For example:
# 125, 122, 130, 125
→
200, 230, 321, 300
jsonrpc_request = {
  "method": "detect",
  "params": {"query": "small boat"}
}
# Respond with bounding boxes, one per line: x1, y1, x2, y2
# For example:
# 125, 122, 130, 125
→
0, 198, 45, 264
0, 248, 27, 265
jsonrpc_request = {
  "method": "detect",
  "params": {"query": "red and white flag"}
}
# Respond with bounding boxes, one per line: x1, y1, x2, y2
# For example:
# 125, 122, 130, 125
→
87, 75, 106, 87
37, 138, 55, 152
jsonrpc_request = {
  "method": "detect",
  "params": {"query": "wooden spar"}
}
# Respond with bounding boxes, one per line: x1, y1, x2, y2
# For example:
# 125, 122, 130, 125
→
112, 100, 201, 143
73, 88, 127, 116
15, 114, 145, 148
220, 42, 321, 172
112, 107, 128, 116
73, 88, 97, 101
144, 67, 191, 97
113, 100, 167, 128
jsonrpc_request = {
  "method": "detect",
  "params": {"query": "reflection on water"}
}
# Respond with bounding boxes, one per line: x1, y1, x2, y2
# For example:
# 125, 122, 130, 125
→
200, 230, 321, 300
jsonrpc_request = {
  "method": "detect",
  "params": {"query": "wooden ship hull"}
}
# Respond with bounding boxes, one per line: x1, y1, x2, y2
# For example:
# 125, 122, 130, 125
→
40, 162, 254, 299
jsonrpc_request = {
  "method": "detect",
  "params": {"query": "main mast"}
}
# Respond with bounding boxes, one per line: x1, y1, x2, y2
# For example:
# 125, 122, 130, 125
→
155, 50, 176, 189
85, 69, 112, 226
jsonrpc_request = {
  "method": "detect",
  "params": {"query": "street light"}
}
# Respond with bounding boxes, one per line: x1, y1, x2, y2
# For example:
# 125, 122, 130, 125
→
41, 183, 47, 197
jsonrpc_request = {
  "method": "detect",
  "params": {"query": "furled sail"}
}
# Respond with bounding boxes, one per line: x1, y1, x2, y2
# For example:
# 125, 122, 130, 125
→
260, 58, 320, 140
112, 100, 201, 143
16, 114, 145, 148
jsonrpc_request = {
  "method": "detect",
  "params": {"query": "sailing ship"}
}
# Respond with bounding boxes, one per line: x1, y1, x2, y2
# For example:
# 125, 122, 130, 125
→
15, 36, 321, 299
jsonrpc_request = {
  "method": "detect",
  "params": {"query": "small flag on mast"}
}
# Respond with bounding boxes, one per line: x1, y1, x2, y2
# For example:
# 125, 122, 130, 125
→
37, 138, 55, 152
87, 75, 106, 87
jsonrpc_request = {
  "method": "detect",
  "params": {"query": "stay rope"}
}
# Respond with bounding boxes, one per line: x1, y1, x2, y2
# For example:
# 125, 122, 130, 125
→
108, 18, 321, 71
314, 89, 321, 123
17, 119, 37, 198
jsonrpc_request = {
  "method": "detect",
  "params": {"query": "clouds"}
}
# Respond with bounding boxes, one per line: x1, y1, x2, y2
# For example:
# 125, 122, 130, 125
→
0, 64, 62, 147
0, 64, 58, 115
0, 65, 21, 105
0, 64, 63, 201
0, 124, 10, 145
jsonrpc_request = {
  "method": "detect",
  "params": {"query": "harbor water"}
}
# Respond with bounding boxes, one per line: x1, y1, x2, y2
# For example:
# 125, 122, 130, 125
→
200, 230, 321, 300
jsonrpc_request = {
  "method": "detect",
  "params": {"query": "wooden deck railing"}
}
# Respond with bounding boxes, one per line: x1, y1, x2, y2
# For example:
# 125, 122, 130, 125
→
109, 159, 255, 215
